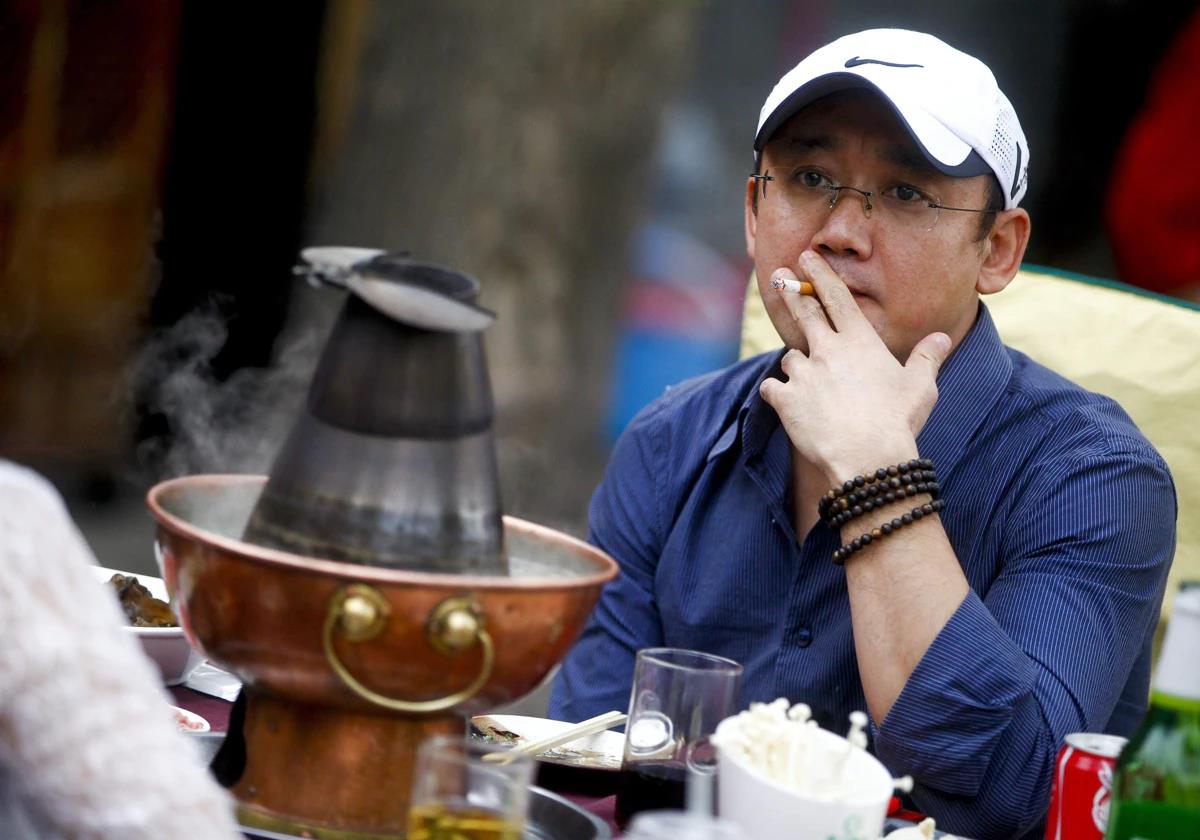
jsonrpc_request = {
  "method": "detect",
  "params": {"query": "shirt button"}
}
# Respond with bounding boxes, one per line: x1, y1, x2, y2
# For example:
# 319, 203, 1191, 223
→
796, 627, 813, 647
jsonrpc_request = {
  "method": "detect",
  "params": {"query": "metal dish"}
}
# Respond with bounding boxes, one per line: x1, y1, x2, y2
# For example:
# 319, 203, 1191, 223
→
470, 714, 624, 772
239, 785, 611, 840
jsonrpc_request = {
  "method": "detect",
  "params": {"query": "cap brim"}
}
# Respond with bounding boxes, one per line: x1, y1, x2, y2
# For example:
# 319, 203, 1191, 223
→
753, 73, 991, 178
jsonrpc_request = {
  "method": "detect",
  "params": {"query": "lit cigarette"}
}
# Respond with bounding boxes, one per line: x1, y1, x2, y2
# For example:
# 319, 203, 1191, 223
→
771, 276, 815, 295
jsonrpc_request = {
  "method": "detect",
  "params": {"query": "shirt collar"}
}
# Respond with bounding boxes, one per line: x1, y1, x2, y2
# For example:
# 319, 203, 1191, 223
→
708, 303, 1012, 482
703, 350, 786, 464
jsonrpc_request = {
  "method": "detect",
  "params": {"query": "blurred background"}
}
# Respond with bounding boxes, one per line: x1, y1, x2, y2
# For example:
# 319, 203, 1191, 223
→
2, 0, 1197, 575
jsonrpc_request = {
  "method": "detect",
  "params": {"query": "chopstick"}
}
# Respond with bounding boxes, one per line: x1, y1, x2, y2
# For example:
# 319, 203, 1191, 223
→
483, 710, 627, 764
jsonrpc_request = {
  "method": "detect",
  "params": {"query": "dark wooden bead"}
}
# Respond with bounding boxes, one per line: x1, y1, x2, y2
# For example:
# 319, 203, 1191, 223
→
851, 537, 862, 550
885, 491, 897, 503
920, 458, 933, 469
881, 522, 893, 535
887, 465, 899, 476
904, 484, 916, 495
921, 503, 933, 515
853, 475, 865, 487
843, 480, 854, 493
908, 459, 920, 472
864, 500, 875, 512
916, 482, 928, 493
913, 508, 925, 519
838, 498, 849, 511
902, 513, 913, 525
852, 505, 863, 516
891, 518, 902, 529
888, 477, 901, 488
875, 467, 887, 480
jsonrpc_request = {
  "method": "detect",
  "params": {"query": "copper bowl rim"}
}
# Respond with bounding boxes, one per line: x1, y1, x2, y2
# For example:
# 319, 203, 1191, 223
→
146, 474, 619, 591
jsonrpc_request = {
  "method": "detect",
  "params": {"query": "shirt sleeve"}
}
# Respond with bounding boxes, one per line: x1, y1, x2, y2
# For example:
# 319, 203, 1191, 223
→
549, 399, 670, 722
872, 442, 1175, 839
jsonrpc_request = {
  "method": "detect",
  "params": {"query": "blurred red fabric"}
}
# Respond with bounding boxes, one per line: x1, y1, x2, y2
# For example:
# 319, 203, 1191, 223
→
1106, 8, 1200, 295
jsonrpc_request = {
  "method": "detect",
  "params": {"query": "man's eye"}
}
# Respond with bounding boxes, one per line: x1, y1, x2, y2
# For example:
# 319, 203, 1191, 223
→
891, 185, 927, 203
795, 170, 828, 188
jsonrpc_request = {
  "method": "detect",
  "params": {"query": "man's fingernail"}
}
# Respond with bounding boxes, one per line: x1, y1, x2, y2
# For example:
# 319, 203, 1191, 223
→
800, 250, 817, 266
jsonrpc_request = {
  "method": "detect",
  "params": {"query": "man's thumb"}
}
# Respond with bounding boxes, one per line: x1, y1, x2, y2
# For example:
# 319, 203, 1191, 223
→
907, 332, 952, 376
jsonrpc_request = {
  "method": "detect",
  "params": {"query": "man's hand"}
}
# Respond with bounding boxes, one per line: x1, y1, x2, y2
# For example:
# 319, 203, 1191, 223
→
758, 250, 952, 483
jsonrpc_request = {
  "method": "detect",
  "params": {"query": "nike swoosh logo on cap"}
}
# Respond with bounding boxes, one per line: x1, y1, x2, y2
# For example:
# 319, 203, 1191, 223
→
844, 56, 924, 69
1010, 142, 1023, 200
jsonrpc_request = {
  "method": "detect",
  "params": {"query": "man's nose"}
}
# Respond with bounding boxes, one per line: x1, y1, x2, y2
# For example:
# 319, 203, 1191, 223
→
811, 188, 873, 259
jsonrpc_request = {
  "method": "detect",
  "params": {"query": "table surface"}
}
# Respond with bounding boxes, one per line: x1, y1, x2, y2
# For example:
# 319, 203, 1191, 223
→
171, 688, 943, 839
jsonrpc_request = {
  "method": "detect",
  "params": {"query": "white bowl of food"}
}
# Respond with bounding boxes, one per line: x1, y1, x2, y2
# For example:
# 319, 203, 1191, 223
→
713, 701, 894, 840
94, 566, 202, 685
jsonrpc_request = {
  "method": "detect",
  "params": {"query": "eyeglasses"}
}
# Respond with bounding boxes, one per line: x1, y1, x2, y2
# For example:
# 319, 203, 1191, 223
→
751, 169, 997, 232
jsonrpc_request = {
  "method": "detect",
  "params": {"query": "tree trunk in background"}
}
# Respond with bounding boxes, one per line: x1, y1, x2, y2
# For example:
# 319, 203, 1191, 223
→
311, 1, 698, 534
0, 0, 178, 485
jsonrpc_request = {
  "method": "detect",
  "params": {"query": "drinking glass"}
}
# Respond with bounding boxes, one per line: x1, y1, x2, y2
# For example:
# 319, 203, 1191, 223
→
407, 735, 534, 840
614, 647, 744, 828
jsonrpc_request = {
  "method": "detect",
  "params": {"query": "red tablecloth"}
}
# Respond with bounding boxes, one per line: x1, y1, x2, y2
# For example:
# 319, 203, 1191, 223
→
170, 686, 232, 732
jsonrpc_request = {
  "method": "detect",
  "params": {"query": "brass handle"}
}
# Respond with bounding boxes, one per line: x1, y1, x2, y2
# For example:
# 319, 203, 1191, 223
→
323, 586, 494, 714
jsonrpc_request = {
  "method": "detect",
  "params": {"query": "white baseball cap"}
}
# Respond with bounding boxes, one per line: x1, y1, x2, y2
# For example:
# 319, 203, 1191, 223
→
754, 29, 1030, 209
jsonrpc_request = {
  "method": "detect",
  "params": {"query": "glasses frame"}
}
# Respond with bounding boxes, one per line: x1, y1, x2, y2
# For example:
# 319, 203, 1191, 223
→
750, 170, 999, 231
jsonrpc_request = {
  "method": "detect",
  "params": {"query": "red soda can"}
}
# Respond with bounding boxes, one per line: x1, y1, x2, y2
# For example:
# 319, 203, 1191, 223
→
1045, 733, 1127, 840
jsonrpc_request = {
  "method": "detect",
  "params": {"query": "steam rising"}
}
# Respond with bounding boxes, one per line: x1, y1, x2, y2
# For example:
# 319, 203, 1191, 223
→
131, 298, 329, 480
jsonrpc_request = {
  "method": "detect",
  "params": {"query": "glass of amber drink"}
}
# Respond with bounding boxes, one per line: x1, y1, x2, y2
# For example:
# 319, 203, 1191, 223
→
407, 735, 534, 840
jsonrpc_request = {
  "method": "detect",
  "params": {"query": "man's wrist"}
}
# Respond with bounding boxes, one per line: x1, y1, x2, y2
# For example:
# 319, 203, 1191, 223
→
820, 438, 920, 487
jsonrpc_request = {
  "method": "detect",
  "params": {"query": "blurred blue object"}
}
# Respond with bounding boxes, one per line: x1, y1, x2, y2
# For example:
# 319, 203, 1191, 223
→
606, 222, 746, 440
608, 329, 740, 441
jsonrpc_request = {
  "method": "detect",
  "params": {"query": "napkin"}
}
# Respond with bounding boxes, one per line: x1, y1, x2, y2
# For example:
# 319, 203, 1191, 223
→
184, 661, 242, 701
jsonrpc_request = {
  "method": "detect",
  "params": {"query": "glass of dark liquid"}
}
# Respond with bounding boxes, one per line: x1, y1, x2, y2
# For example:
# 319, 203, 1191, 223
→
614, 648, 743, 828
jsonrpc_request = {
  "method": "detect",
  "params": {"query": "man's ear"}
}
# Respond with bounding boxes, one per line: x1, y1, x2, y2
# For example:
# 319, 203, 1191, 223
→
744, 177, 758, 261
977, 208, 1031, 295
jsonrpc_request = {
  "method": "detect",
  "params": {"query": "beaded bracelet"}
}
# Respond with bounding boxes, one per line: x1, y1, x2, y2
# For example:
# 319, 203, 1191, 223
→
818, 459, 939, 529
832, 498, 945, 565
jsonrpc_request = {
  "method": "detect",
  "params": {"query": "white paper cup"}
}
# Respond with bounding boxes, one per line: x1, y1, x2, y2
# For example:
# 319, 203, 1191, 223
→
715, 720, 892, 840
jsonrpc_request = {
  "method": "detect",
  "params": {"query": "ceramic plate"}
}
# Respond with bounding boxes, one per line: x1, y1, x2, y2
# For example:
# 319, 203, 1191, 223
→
470, 714, 624, 772
92, 566, 201, 684
170, 705, 211, 733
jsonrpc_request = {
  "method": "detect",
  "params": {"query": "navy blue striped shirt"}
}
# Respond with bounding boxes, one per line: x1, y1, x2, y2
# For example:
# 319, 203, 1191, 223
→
550, 304, 1175, 839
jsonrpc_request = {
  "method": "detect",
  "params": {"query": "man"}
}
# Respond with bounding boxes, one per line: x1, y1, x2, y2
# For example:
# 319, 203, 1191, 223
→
550, 29, 1175, 839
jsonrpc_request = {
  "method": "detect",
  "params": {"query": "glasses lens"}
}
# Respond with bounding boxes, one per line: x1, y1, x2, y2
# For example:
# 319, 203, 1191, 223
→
769, 174, 942, 231
877, 193, 940, 231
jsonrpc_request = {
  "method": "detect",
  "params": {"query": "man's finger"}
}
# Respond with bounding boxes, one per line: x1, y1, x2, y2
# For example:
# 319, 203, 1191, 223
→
772, 267, 833, 347
779, 348, 807, 376
905, 331, 952, 380
798, 250, 870, 335
758, 376, 783, 408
